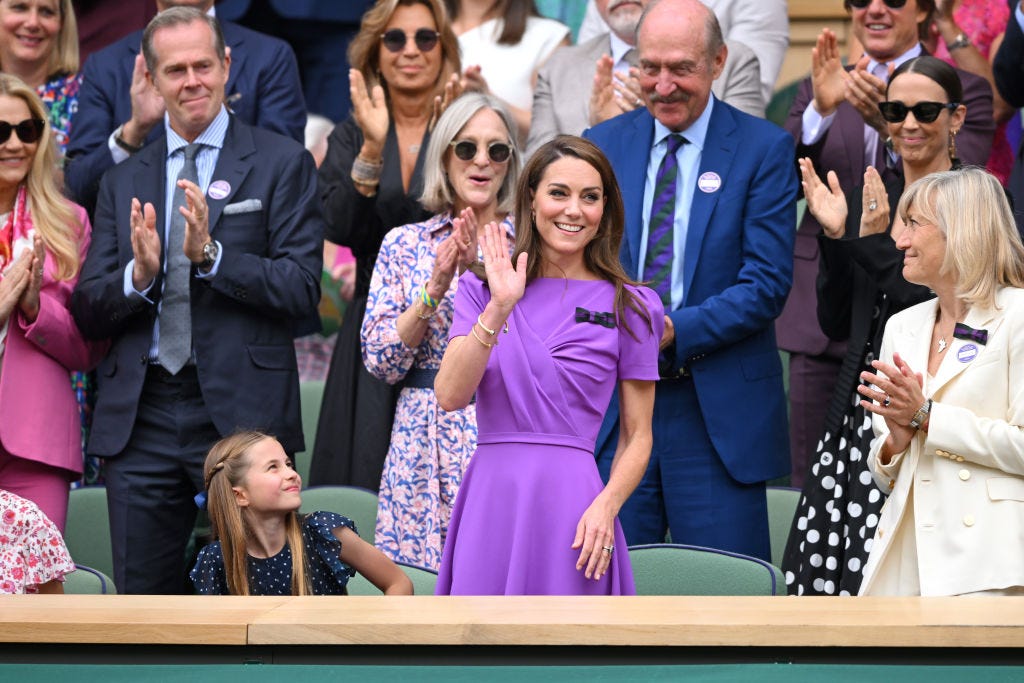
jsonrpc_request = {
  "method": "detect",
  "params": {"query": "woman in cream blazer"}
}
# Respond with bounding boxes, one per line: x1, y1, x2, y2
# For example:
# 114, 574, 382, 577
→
857, 167, 1024, 596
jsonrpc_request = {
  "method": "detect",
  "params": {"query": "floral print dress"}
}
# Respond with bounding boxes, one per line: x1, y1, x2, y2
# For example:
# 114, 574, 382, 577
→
361, 212, 514, 569
0, 489, 75, 593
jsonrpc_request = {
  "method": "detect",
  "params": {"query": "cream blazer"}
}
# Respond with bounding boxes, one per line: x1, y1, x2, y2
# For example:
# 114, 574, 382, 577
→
860, 287, 1024, 596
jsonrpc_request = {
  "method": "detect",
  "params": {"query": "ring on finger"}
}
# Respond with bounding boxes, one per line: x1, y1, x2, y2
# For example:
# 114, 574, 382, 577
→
602, 545, 614, 555
883, 395, 891, 407
867, 199, 878, 211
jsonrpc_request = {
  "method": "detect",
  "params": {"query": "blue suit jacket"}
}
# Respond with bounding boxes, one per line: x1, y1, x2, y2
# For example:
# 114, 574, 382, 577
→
70, 117, 323, 457
65, 20, 306, 216
585, 100, 797, 483
216, 0, 372, 21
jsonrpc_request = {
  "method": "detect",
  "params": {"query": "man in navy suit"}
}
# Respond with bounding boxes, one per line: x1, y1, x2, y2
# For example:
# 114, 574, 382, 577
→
585, 0, 796, 560
71, 7, 322, 594
65, 0, 306, 216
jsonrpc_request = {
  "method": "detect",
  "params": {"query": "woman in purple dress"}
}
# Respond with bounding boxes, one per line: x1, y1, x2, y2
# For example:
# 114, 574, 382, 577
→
434, 135, 662, 595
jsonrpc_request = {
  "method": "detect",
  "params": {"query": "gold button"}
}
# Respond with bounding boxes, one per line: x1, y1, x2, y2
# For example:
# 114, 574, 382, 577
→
956, 456, 965, 463
963, 515, 975, 527
959, 469, 971, 481
936, 449, 948, 457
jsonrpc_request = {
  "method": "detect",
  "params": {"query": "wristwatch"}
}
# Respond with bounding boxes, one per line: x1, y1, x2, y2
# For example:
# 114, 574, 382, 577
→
946, 33, 972, 52
909, 398, 933, 429
201, 240, 220, 269
113, 125, 143, 153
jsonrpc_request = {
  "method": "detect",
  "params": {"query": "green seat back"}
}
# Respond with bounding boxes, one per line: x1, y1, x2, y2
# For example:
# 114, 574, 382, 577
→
300, 485, 378, 544
346, 561, 438, 596
63, 564, 116, 594
767, 486, 801, 569
294, 379, 325, 485
65, 487, 114, 581
628, 544, 782, 595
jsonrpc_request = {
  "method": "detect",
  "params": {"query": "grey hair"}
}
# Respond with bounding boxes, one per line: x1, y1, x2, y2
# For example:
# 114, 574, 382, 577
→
420, 93, 521, 214
142, 6, 226, 74
636, 0, 725, 61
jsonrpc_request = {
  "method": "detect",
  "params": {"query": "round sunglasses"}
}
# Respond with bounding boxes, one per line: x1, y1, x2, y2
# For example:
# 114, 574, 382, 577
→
848, 0, 906, 8
0, 118, 45, 144
449, 140, 513, 163
878, 101, 959, 123
380, 28, 440, 53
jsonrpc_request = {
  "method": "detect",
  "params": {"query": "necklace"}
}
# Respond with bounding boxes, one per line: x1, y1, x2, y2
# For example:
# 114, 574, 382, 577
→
937, 337, 947, 352
408, 143, 421, 154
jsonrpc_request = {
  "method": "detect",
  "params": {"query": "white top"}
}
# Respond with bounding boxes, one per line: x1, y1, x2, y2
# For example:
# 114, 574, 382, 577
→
458, 16, 569, 111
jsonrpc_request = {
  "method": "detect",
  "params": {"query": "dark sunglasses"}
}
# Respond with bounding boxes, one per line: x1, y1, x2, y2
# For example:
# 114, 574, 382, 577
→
878, 100, 959, 123
449, 140, 513, 163
848, 0, 907, 8
380, 28, 440, 53
0, 118, 44, 144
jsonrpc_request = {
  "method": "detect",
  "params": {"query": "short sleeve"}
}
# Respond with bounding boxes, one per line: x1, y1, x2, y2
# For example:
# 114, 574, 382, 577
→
190, 542, 230, 595
617, 285, 664, 381
304, 511, 358, 590
449, 270, 489, 341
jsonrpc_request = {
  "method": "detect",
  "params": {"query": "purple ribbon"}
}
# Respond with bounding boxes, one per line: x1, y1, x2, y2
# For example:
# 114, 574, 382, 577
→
953, 323, 987, 345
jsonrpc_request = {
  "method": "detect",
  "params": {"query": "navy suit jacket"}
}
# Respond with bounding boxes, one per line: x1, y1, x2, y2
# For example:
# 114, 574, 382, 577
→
585, 100, 797, 483
216, 0, 372, 21
994, 3, 1024, 227
65, 20, 306, 216
70, 117, 323, 457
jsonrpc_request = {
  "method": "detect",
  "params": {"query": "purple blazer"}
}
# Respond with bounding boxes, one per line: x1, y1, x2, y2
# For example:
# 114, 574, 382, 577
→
777, 54, 995, 355
0, 205, 107, 475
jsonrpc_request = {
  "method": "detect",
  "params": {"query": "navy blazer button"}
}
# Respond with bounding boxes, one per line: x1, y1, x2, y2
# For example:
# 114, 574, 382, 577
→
140, 355, 148, 364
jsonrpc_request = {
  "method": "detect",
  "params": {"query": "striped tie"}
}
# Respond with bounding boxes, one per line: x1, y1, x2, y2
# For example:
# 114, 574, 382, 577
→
645, 134, 686, 308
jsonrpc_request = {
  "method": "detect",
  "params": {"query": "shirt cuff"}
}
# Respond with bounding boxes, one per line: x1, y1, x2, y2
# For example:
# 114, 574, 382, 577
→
801, 104, 836, 146
108, 129, 131, 165
123, 260, 155, 302
1017, 2, 1024, 32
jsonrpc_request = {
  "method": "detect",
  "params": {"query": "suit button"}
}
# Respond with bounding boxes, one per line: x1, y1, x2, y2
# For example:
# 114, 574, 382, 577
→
955, 456, 965, 463
936, 449, 947, 458
959, 469, 971, 481
140, 355, 148, 364
963, 515, 975, 527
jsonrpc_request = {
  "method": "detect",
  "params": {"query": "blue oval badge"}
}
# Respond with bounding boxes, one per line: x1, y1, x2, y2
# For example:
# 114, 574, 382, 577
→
957, 343, 978, 363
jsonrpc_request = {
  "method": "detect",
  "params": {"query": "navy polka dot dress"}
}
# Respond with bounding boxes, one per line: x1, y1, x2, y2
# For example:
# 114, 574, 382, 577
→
190, 511, 357, 595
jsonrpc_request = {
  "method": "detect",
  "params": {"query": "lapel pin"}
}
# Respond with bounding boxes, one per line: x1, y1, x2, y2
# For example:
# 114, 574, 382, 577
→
208, 180, 231, 201
697, 171, 721, 193
957, 344, 978, 363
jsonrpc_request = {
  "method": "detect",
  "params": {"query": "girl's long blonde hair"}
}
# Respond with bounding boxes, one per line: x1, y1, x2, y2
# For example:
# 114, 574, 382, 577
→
203, 431, 310, 596
0, 74, 80, 279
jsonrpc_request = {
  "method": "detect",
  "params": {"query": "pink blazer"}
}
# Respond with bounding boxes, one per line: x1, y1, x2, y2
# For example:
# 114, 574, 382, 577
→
0, 204, 108, 475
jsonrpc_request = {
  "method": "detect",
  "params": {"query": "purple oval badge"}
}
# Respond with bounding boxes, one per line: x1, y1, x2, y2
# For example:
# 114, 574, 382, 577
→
208, 180, 231, 201
957, 343, 978, 363
697, 171, 721, 193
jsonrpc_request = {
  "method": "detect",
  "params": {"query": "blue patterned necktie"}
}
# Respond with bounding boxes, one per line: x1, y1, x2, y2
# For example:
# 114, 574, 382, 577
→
645, 134, 686, 308
158, 142, 201, 374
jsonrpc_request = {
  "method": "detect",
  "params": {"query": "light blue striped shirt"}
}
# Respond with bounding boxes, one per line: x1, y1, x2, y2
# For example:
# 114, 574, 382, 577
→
638, 97, 713, 311
124, 106, 230, 361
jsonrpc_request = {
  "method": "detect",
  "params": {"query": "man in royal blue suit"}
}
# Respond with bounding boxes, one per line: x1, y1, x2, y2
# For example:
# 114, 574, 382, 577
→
585, 0, 796, 560
65, 0, 306, 216
71, 7, 322, 594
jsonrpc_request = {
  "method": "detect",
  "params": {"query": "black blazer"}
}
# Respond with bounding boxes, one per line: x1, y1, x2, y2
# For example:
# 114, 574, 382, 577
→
71, 117, 324, 456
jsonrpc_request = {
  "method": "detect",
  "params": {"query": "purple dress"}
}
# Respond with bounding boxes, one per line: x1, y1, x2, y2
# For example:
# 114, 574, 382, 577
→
436, 272, 662, 595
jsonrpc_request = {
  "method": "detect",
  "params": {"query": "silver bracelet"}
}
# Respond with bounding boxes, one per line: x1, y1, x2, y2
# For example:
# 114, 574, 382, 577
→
351, 155, 383, 184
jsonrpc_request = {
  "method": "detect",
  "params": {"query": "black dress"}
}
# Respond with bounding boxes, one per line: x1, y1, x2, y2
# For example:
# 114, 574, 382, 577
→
310, 118, 431, 490
783, 177, 933, 596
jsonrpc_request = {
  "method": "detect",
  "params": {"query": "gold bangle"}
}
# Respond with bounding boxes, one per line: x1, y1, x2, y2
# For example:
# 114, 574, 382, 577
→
470, 324, 495, 348
476, 313, 508, 336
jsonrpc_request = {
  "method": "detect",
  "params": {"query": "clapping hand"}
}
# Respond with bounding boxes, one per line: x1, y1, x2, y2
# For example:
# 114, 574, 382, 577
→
430, 73, 464, 131
859, 166, 890, 238
846, 56, 889, 134
480, 220, 525, 312
130, 197, 161, 291
451, 207, 480, 272
799, 157, 847, 239
460, 64, 490, 95
858, 352, 926, 457
0, 247, 32, 324
350, 68, 389, 153
810, 28, 846, 117
17, 235, 45, 323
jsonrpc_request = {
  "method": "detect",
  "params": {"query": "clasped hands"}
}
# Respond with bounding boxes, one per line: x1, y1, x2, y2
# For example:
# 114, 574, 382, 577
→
0, 235, 45, 325
857, 352, 928, 457
130, 179, 211, 291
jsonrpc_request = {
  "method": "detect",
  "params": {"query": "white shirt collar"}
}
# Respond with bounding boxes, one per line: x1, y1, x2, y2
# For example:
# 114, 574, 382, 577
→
652, 96, 714, 153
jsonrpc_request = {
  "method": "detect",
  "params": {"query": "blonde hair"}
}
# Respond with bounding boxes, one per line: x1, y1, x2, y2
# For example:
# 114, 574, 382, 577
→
0, 74, 80, 279
419, 93, 520, 213
347, 0, 461, 103
50, 0, 79, 75
203, 431, 311, 596
897, 167, 1024, 308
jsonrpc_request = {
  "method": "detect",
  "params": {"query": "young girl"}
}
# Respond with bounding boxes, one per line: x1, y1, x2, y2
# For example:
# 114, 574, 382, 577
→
190, 431, 412, 595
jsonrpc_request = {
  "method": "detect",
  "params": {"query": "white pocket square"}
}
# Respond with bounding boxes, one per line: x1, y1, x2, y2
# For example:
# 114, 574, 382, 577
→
223, 199, 262, 215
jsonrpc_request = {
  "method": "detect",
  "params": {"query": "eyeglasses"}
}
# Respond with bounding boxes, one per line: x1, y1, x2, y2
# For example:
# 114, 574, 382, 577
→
878, 101, 959, 123
848, 0, 907, 9
449, 140, 513, 163
380, 28, 440, 53
0, 118, 44, 144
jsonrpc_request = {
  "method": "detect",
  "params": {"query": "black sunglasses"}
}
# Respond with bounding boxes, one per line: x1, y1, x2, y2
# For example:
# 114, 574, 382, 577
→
449, 140, 513, 163
380, 28, 440, 53
0, 118, 44, 144
878, 101, 959, 123
848, 0, 907, 8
